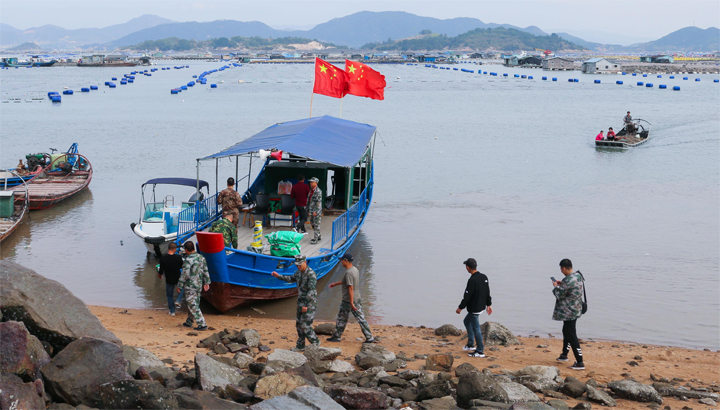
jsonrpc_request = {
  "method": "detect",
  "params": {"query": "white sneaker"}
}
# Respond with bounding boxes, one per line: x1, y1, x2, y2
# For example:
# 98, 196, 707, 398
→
468, 351, 486, 358
462, 345, 476, 351
169, 312, 175, 316
175, 302, 181, 308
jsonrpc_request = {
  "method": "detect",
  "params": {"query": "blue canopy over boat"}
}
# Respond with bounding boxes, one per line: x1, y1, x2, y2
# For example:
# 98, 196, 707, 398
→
142, 178, 209, 189
200, 116, 376, 167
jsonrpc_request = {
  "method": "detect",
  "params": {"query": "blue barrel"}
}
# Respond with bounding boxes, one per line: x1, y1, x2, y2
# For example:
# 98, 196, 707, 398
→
90, 85, 98, 90
121, 81, 127, 85
542, 76, 547, 80
128, 79, 134, 83
468, 70, 474, 73
695, 78, 700, 81
50, 96, 61, 103
594, 79, 601, 83
568, 79, 573, 82
483, 71, 487, 74
616, 81, 623, 84
683, 77, 688, 80
109, 83, 116, 88
637, 82, 644, 86
104, 81, 110, 86
211, 84, 217, 88
670, 76, 675, 79
673, 86, 680, 90
715, 79, 719, 82
131, 71, 136, 74
171, 89, 179, 94
503, 73, 508, 77
552, 77, 557, 81
521, 75, 526, 78
147, 73, 152, 76
574, 79, 579, 82
646, 83, 653, 87
112, 77, 117, 80
193, 75, 197, 78
181, 85, 187, 90
659, 84, 667, 89
453, 68, 459, 71
514, 74, 519, 78
81, 87, 90, 92
63, 90, 73, 95
528, 76, 533, 79
657, 75, 661, 78
48, 91, 59, 97
632, 73, 637, 76
643, 74, 647, 77
622, 72, 626, 75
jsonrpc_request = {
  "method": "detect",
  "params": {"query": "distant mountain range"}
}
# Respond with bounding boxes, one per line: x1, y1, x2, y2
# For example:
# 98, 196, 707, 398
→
1, 12, 717, 53
0, 15, 174, 49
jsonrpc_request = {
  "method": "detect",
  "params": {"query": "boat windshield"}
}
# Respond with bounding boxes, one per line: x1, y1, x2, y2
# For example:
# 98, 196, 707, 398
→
143, 203, 164, 222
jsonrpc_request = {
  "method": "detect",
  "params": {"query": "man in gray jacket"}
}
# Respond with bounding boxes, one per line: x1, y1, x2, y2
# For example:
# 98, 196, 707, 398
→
552, 258, 585, 370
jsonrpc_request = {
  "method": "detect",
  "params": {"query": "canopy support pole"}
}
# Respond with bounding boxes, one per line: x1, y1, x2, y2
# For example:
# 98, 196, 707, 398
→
215, 158, 218, 194
235, 155, 239, 191
248, 154, 253, 191
196, 160, 200, 228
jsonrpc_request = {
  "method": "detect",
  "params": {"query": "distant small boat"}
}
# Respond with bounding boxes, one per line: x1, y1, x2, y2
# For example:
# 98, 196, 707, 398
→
0, 166, 43, 188
0, 172, 29, 243
0, 58, 57, 67
595, 119, 651, 149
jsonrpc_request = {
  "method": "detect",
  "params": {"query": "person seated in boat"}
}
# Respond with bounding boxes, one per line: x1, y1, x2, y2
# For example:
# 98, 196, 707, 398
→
15, 159, 27, 175
624, 111, 635, 134
606, 127, 616, 141
210, 212, 238, 250
595, 131, 604, 141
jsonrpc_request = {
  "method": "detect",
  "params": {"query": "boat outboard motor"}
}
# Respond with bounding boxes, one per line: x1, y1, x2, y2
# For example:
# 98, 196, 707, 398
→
26, 154, 46, 170
188, 191, 205, 204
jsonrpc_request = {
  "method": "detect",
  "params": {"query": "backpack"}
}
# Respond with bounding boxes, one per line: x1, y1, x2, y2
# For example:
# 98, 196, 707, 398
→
577, 271, 588, 314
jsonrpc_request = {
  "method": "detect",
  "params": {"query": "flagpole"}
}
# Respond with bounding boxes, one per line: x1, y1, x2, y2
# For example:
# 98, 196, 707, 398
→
339, 97, 343, 118
309, 92, 314, 118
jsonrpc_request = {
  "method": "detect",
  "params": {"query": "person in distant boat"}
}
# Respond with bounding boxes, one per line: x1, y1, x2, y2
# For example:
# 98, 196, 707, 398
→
291, 175, 310, 234
595, 131, 604, 141
606, 127, 616, 141
456, 258, 493, 358
158, 242, 183, 317
326, 253, 377, 344
271, 255, 320, 351
15, 159, 27, 174
624, 111, 635, 134
307, 177, 323, 244
210, 212, 238, 250
178, 241, 211, 331
217, 177, 243, 228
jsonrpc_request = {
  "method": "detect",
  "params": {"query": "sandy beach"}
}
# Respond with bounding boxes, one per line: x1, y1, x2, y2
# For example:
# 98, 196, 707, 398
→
90, 305, 720, 409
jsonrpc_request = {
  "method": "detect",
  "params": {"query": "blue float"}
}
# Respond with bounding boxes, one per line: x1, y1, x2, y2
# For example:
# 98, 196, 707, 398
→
109, 83, 116, 88
657, 75, 662, 78
63, 90, 73, 95
637, 82, 644, 86
643, 74, 647, 77
659, 84, 667, 89
171, 89, 179, 94
552, 77, 557, 81
616, 81, 623, 84
90, 85, 98, 90
483, 71, 487, 74
50, 95, 61, 103
514, 74, 519, 78
683, 77, 688, 80
670, 76, 675, 79
673, 86, 681, 90
187, 82, 194, 87
128, 79, 134, 83
574, 79, 579, 82
594, 79, 601, 83
181, 85, 188, 90
81, 88, 90, 92
542, 76, 547, 80
120, 81, 127, 85
632, 73, 637, 76
104, 81, 110, 86
715, 79, 719, 82
695, 78, 700, 81
112, 77, 117, 80
503, 73, 508, 77
521, 75, 527, 78
646, 83, 653, 87
622, 72, 627, 75
528, 76, 533, 79
211, 84, 217, 88
193, 75, 197, 78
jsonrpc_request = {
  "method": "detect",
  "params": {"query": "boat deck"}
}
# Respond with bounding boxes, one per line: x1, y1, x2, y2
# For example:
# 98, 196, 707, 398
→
234, 213, 343, 258
596, 134, 648, 148
0, 202, 26, 240
19, 176, 88, 197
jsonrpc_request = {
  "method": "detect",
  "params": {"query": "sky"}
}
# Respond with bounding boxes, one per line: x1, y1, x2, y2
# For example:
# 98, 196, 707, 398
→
2, 0, 719, 45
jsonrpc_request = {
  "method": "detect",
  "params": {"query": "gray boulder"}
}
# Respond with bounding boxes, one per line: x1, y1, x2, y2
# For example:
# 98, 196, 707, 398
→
607, 379, 662, 404
419, 396, 460, 410
585, 384, 617, 407
500, 382, 541, 402
122, 345, 166, 375
457, 372, 509, 407
434, 324, 462, 337
195, 352, 243, 391
508, 403, 556, 410
261, 360, 297, 377
560, 377, 587, 398
324, 385, 388, 409
0, 320, 51, 381
225, 385, 255, 403
254, 371, 309, 400
40, 337, 132, 406
238, 329, 261, 348
355, 344, 395, 370
425, 353, 454, 372
509, 366, 560, 392
305, 345, 342, 374
85, 379, 178, 409
0, 261, 121, 352
314, 323, 336, 335
250, 385, 343, 410
0, 373, 46, 410
174, 387, 248, 409
417, 382, 453, 401
268, 349, 308, 368
233, 352, 255, 369
481, 322, 521, 346
329, 360, 355, 373
546, 399, 569, 410
455, 362, 479, 378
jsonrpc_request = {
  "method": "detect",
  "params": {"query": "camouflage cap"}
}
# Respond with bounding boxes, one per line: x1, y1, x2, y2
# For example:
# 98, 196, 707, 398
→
294, 254, 307, 266
308, 177, 319, 183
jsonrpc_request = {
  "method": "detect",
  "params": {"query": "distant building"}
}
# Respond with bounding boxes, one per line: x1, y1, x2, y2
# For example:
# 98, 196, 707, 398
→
640, 55, 674, 63
105, 54, 129, 62
152, 52, 164, 58
469, 52, 484, 59
418, 54, 437, 63
349, 54, 363, 61
505, 55, 542, 67
581, 58, 620, 74
542, 57, 575, 70
236, 54, 252, 62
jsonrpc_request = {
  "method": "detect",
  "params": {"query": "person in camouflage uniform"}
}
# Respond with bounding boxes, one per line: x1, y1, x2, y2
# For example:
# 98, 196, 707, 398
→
552, 258, 585, 370
327, 253, 376, 343
177, 241, 211, 331
307, 177, 322, 244
217, 177, 243, 228
271, 255, 320, 350
210, 213, 238, 249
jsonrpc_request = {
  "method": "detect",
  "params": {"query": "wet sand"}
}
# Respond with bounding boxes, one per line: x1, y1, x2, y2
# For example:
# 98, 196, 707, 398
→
90, 305, 719, 409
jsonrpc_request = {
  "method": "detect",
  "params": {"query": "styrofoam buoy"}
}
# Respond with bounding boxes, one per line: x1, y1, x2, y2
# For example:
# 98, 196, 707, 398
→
670, 76, 675, 79
568, 79, 573, 82
695, 78, 700, 81
637, 82, 644, 86
211, 84, 217, 88
552, 77, 557, 81
646, 83, 653, 87
574, 79, 579, 82
81, 88, 90, 92
657, 75, 662, 78
683, 77, 688, 80
673, 86, 680, 90
594, 79, 601, 83
90, 85, 98, 90
112, 77, 117, 80
659, 84, 667, 89
715, 79, 719, 82
616, 81, 623, 84
63, 90, 73, 95
542, 76, 547, 80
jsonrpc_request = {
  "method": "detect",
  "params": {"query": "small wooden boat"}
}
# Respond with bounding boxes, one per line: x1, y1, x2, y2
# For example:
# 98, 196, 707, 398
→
596, 119, 651, 149
0, 172, 29, 243
0, 167, 43, 188
20, 153, 93, 211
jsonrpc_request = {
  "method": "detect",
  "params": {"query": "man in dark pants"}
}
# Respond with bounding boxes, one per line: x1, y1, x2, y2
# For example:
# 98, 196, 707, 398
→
326, 253, 376, 344
158, 242, 183, 316
291, 175, 310, 233
553, 258, 585, 370
456, 258, 493, 358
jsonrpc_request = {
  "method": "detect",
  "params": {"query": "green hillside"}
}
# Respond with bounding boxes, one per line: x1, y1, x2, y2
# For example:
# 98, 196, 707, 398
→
126, 36, 342, 51
362, 27, 584, 51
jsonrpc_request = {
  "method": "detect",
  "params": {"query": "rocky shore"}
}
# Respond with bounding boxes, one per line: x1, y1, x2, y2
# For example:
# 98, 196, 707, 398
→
2, 260, 718, 410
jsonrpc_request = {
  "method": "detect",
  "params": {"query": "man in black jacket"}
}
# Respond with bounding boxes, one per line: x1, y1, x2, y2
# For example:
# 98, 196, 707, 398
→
158, 243, 184, 316
456, 258, 493, 357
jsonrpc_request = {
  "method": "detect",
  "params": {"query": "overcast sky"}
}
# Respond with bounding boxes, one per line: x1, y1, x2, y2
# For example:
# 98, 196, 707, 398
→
2, 0, 719, 44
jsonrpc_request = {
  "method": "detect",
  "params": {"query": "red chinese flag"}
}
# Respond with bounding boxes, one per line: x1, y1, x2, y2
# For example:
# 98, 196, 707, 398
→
313, 58, 349, 98
345, 60, 386, 100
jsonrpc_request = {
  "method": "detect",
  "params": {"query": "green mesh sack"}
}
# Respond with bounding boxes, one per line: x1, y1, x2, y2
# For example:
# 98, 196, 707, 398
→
269, 242, 301, 257
265, 231, 303, 245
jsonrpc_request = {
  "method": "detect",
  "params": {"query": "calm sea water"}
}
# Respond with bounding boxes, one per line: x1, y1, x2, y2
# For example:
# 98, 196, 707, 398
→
1, 61, 718, 349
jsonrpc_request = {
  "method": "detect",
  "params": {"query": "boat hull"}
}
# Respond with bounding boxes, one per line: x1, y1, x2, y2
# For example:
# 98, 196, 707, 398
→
132, 223, 177, 258
0, 61, 56, 68
202, 282, 299, 312
77, 62, 138, 67
27, 171, 92, 210
0, 194, 28, 243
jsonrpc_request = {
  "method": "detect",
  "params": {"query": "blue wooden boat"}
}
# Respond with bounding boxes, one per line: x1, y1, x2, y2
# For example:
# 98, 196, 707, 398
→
0, 57, 57, 67
183, 116, 376, 312
0, 169, 41, 188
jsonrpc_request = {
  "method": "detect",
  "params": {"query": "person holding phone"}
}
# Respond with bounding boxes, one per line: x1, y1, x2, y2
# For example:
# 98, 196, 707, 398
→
552, 258, 585, 370
456, 258, 493, 358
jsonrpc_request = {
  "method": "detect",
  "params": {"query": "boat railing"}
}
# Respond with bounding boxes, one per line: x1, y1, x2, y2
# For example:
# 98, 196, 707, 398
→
177, 193, 219, 243
331, 185, 368, 250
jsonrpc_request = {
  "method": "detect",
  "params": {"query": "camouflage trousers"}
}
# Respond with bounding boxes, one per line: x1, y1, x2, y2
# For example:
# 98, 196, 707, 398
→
295, 305, 320, 349
227, 209, 239, 228
184, 289, 206, 327
332, 300, 373, 340
310, 212, 321, 240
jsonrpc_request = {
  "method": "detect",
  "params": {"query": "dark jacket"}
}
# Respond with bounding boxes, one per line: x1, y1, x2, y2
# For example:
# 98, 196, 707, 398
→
459, 272, 492, 313
159, 253, 183, 285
